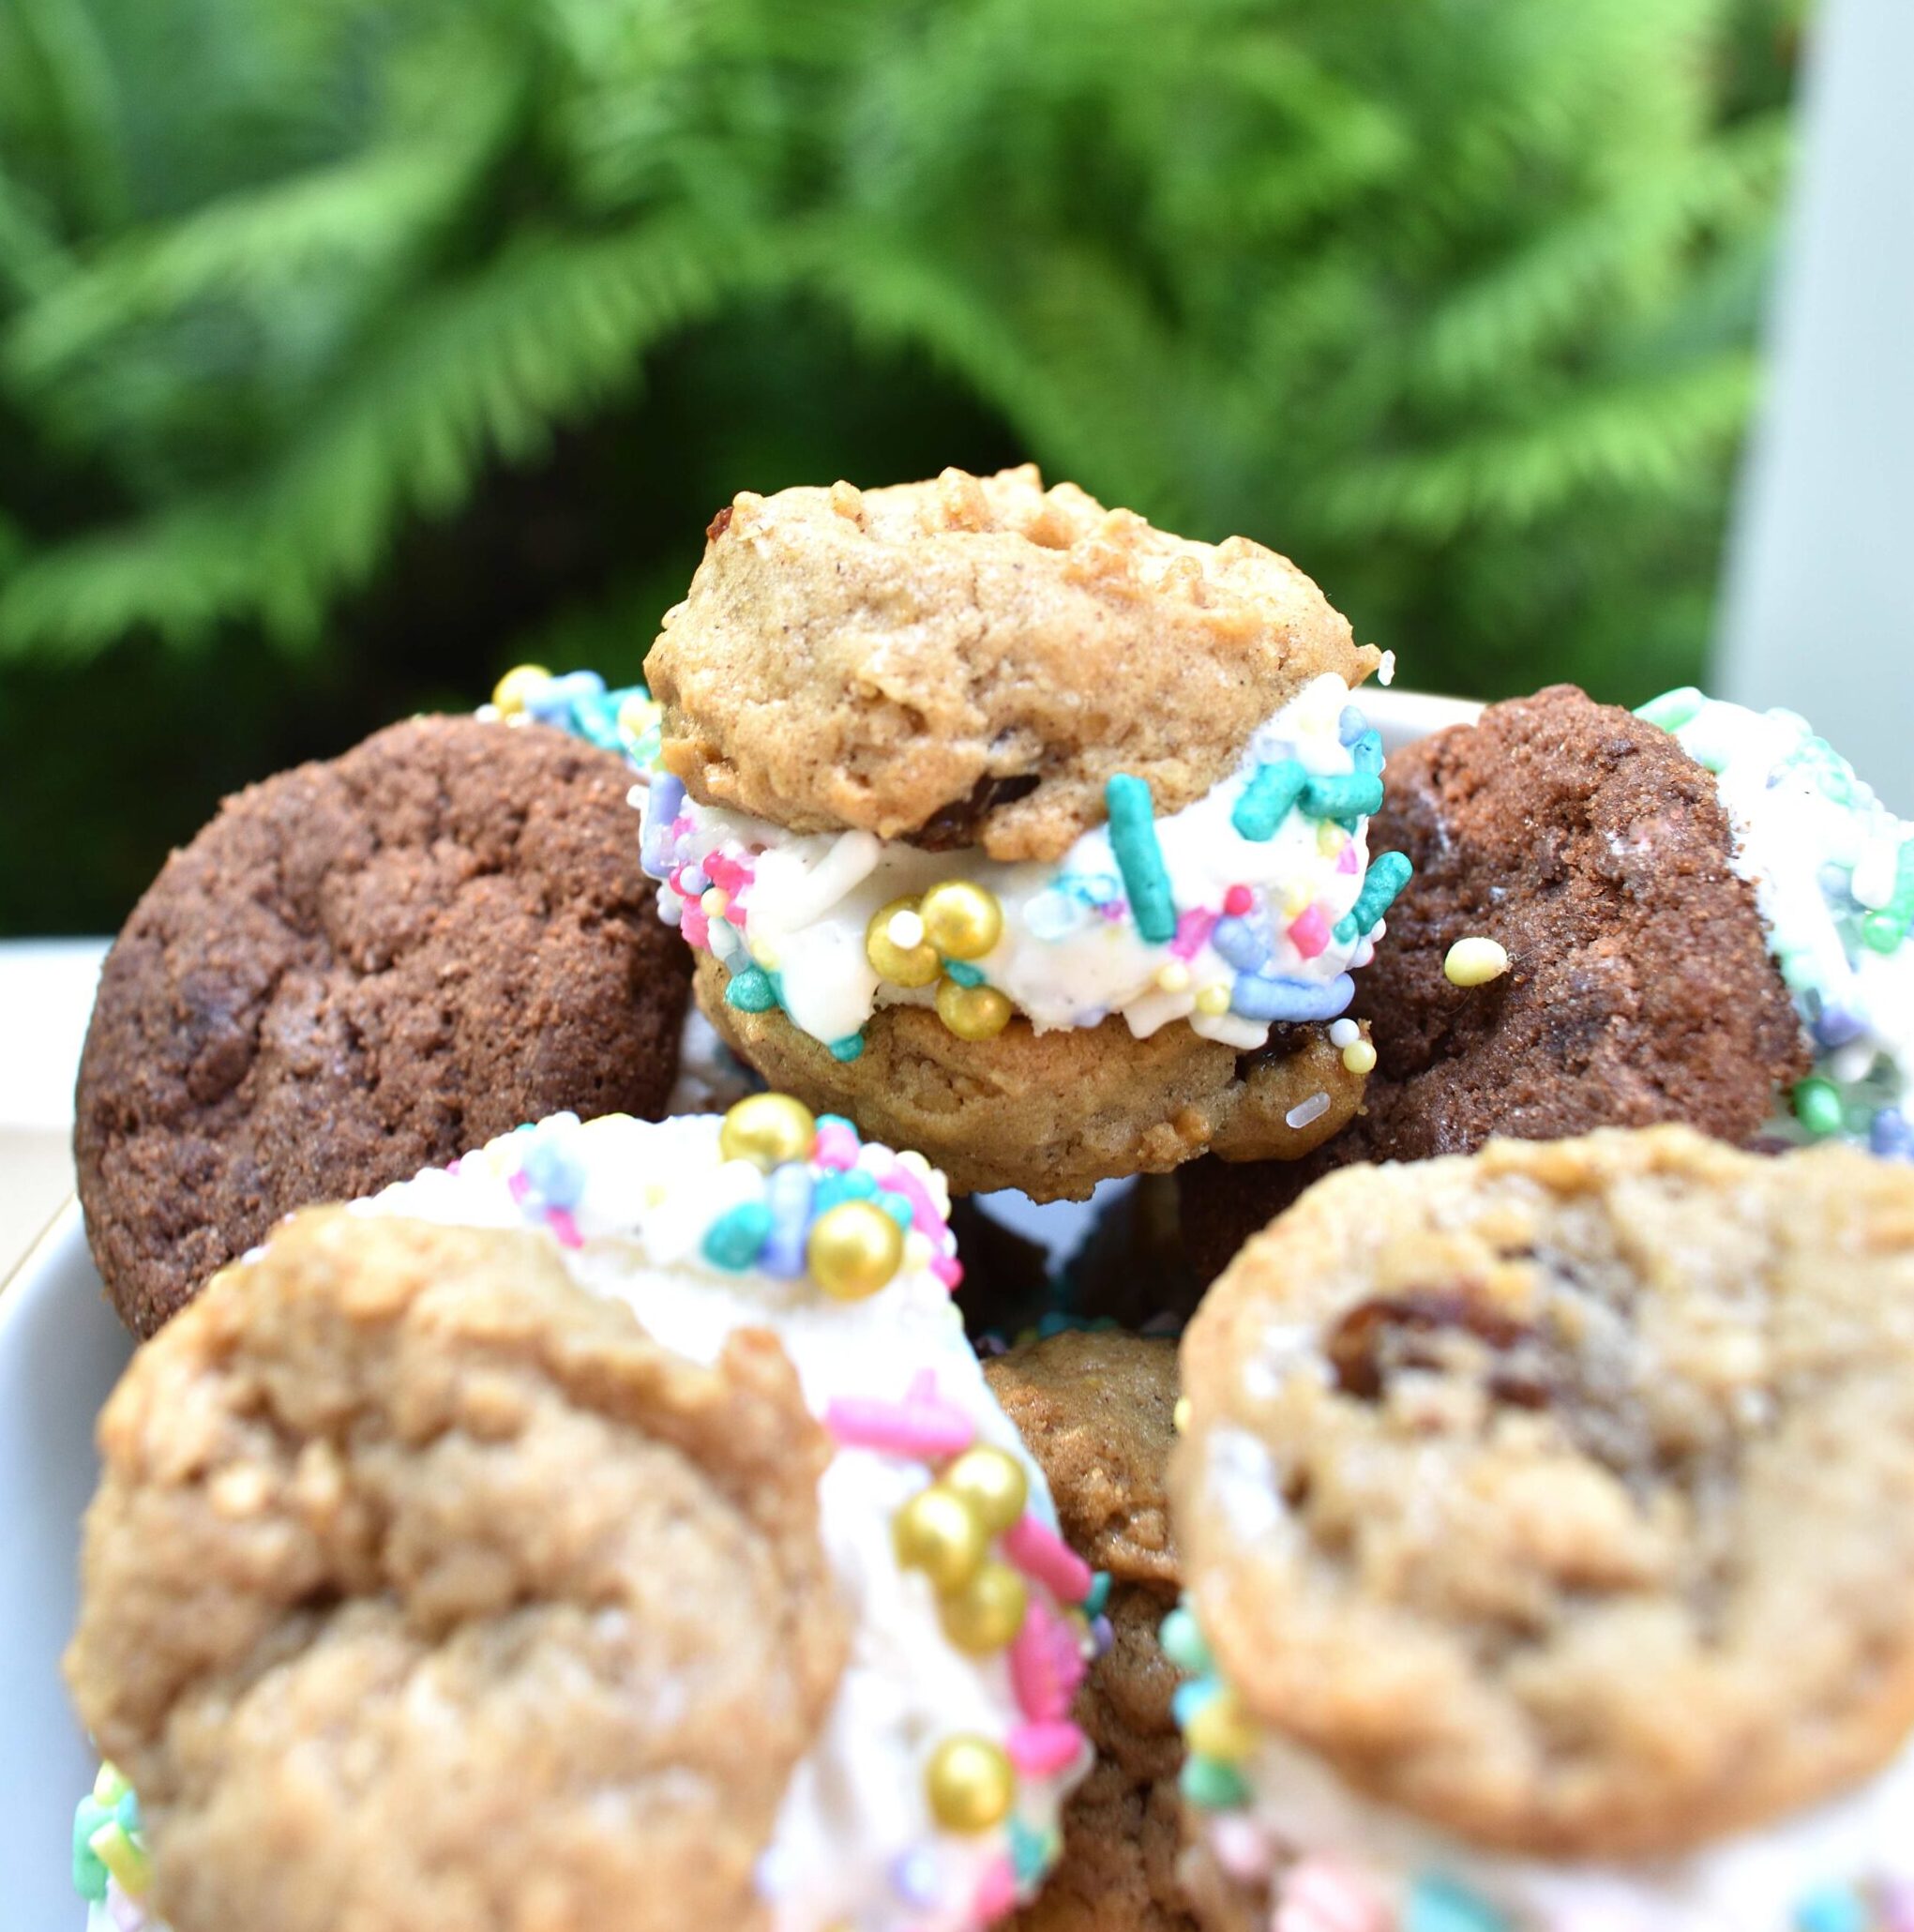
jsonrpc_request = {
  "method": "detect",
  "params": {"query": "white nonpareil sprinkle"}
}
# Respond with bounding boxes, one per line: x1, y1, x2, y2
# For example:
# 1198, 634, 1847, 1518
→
1286, 1090, 1333, 1130
1328, 1017, 1360, 1048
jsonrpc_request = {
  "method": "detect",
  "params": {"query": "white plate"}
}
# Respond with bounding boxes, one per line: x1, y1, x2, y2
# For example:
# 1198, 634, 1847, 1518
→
0, 686, 1476, 1928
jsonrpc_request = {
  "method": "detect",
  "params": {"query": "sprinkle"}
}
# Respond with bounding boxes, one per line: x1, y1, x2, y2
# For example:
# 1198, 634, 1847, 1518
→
889, 1849, 942, 1909
1172, 1396, 1191, 1432
1159, 1605, 1213, 1672
1303, 772, 1383, 820
700, 886, 729, 919
1184, 1685, 1258, 1761
1333, 851, 1414, 943
1794, 1888, 1871, 1932
814, 1168, 878, 1214
543, 1206, 583, 1249
679, 901, 710, 949
1008, 1818, 1057, 1888
825, 1373, 975, 1459
1010, 1599, 1089, 1721
828, 1031, 867, 1062
1002, 1512, 1094, 1604
1286, 1090, 1333, 1131
88, 1823, 150, 1899
1338, 705, 1366, 744
759, 1162, 814, 1277
703, 852, 751, 895
1212, 915, 1270, 973
1329, 1017, 1360, 1048
1231, 972, 1355, 1024
1232, 759, 1309, 841
1350, 729, 1385, 778
888, 908, 927, 948
1170, 906, 1218, 959
725, 964, 778, 1012
1278, 1858, 1392, 1932
1342, 1037, 1378, 1075
1156, 961, 1191, 993
812, 1115, 862, 1170
1288, 903, 1331, 959
928, 1250, 965, 1290
701, 1201, 772, 1271
1083, 1570, 1111, 1616
1223, 883, 1255, 917
1195, 984, 1232, 1017
1635, 686, 1707, 732
1405, 1875, 1510, 1932
1180, 1755, 1251, 1809
943, 959, 986, 988
1443, 937, 1510, 987
1794, 1077, 1846, 1139
1211, 1816, 1274, 1886
972, 1857, 1020, 1924
1007, 1719, 1086, 1776
1105, 774, 1179, 943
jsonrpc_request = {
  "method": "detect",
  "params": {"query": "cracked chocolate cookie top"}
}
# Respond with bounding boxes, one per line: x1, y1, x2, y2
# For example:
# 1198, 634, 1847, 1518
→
65, 1208, 845, 1932
645, 464, 1379, 864
1173, 1126, 1914, 1861
75, 713, 690, 1336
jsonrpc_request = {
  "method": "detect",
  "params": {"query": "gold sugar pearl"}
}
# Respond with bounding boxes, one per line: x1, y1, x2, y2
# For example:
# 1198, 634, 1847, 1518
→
939, 1559, 1029, 1655
867, 896, 942, 988
894, 1485, 988, 1592
940, 1444, 1028, 1536
807, 1200, 905, 1300
919, 881, 1003, 961
491, 663, 552, 716
926, 1736, 1017, 1833
935, 977, 1013, 1041
718, 1093, 816, 1170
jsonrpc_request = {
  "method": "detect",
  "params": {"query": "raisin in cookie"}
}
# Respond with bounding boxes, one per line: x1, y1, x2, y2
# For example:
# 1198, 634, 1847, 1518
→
1169, 1126, 1914, 1929
76, 714, 690, 1335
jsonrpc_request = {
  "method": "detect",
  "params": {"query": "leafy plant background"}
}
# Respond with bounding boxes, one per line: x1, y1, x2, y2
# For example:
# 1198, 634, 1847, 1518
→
1, 0, 1800, 932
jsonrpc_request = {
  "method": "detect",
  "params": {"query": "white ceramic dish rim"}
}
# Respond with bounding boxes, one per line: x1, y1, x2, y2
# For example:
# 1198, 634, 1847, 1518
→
0, 685, 1483, 1928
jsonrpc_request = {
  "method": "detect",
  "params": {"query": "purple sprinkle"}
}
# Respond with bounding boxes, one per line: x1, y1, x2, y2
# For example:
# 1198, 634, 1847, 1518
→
1212, 915, 1270, 973
890, 1848, 942, 1907
1815, 1004, 1867, 1049
1338, 705, 1366, 745
1871, 1109, 1914, 1159
1228, 971, 1354, 1024
759, 1163, 814, 1277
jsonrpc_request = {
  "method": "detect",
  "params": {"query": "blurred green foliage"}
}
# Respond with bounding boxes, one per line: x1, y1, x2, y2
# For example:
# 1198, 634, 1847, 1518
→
1, 0, 1798, 931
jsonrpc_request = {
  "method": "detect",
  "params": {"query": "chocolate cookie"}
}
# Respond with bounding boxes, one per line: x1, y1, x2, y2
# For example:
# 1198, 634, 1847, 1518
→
648, 464, 1377, 864
987, 1333, 1197, 1932
75, 714, 691, 1335
1178, 686, 1809, 1280
1173, 1126, 1914, 1864
66, 1208, 846, 1932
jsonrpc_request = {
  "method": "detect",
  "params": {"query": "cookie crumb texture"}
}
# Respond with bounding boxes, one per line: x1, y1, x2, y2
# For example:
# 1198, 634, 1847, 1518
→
75, 715, 691, 1336
989, 1335, 1197, 1932
66, 1210, 845, 1932
1176, 1126, 1914, 1860
1178, 686, 1808, 1279
648, 465, 1379, 863
699, 957, 1364, 1200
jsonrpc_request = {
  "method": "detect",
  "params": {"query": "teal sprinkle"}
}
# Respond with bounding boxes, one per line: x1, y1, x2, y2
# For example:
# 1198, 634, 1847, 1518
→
72, 1798, 111, 1903
1105, 775, 1178, 943
1158, 1604, 1213, 1673
813, 1169, 879, 1214
1007, 1817, 1054, 1886
701, 1201, 773, 1270
827, 1031, 867, 1062
1170, 1677, 1225, 1726
115, 1789, 141, 1834
1178, 1754, 1251, 1810
1231, 759, 1308, 841
942, 959, 986, 988
1304, 771, 1384, 820
1406, 1876, 1510, 1932
1333, 849, 1414, 943
818, 1113, 858, 1136
725, 964, 777, 1013
1351, 729, 1385, 777
1635, 686, 1706, 733
1794, 1885, 1870, 1932
1083, 1571, 1111, 1617
873, 1188, 914, 1231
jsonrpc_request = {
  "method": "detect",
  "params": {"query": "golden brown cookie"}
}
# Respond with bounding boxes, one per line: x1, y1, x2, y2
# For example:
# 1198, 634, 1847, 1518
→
699, 957, 1366, 1200
649, 465, 1378, 865
1173, 1126, 1914, 1862
67, 1209, 846, 1932
988, 1334, 1197, 1932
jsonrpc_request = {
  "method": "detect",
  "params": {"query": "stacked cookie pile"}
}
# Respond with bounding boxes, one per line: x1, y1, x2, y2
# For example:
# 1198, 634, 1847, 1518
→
64, 467, 1914, 1932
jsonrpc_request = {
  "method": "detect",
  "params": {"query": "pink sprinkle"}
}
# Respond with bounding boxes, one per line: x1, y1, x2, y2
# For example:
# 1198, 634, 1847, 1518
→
928, 1250, 964, 1291
445, 1158, 463, 1175
1007, 1720, 1084, 1776
812, 1122, 862, 1170
680, 903, 710, 949
1003, 1512, 1093, 1605
1276, 1859, 1391, 1932
703, 852, 751, 894
1879, 1884, 1914, 1932
1336, 838, 1362, 875
1100, 898, 1126, 922
823, 1381, 975, 1459
972, 1856, 1020, 1924
877, 1159, 945, 1239
1288, 903, 1331, 959
1223, 883, 1254, 916
1009, 1600, 1087, 1722
669, 815, 693, 840
1170, 907, 1218, 960
545, 1206, 583, 1250
506, 1169, 532, 1204
1208, 1814, 1272, 1883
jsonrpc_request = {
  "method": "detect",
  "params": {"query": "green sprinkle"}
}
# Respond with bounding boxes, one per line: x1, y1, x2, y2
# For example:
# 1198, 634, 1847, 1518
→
942, 959, 985, 988
1333, 849, 1414, 943
1794, 1078, 1846, 1139
1863, 913, 1906, 955
1179, 1754, 1251, 1809
1159, 1604, 1213, 1673
1231, 759, 1308, 841
725, 964, 777, 1012
1635, 687, 1706, 733
72, 1798, 111, 1903
701, 1201, 773, 1269
827, 1030, 866, 1061
1106, 774, 1178, 943
1303, 771, 1383, 820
